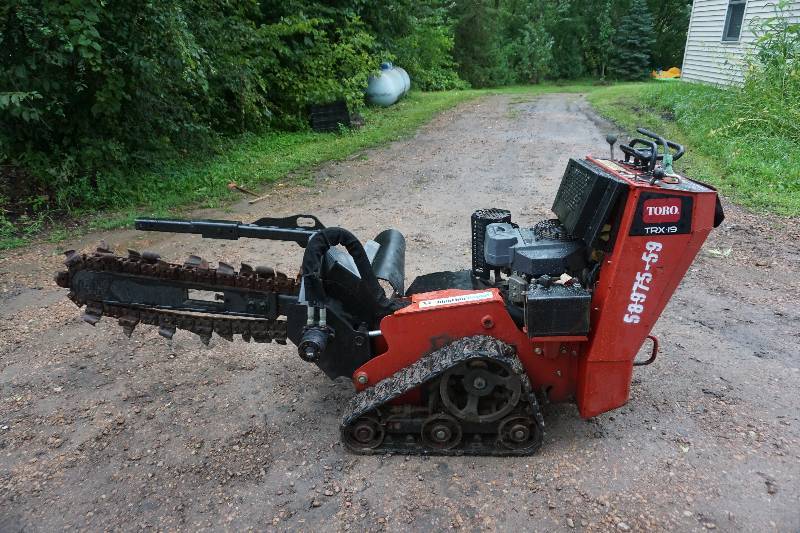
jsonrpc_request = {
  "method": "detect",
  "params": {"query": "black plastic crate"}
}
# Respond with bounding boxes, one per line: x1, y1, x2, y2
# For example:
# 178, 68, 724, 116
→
309, 101, 351, 132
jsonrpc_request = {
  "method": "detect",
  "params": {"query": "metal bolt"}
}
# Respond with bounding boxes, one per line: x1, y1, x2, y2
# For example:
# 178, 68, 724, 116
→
560, 346, 567, 354
473, 376, 487, 390
434, 429, 448, 441
356, 373, 369, 385
355, 425, 374, 443
534, 347, 543, 355
510, 424, 528, 442
354, 336, 365, 346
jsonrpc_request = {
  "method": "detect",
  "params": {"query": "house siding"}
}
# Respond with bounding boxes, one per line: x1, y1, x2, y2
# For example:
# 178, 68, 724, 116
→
681, 0, 800, 85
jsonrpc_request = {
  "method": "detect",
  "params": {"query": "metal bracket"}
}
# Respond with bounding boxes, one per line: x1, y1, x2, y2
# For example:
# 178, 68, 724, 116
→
634, 335, 659, 366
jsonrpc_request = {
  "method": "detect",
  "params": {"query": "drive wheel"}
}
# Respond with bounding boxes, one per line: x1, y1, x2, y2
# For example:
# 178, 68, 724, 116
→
421, 414, 462, 450
344, 416, 385, 451
439, 358, 521, 423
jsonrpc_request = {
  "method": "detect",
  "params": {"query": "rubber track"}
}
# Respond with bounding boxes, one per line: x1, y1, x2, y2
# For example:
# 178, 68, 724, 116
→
341, 335, 546, 456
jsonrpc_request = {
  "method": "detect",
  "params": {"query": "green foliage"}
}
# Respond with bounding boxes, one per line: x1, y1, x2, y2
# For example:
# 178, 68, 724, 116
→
453, 0, 559, 87
0, 0, 693, 239
360, 1, 465, 91
0, 1, 380, 218
501, 1, 554, 84
0, 83, 602, 248
452, 1, 507, 88
647, 0, 692, 69
609, 0, 656, 80
733, 1, 800, 143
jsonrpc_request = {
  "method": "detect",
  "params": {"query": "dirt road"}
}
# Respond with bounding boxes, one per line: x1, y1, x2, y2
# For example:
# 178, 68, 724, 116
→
1, 94, 798, 532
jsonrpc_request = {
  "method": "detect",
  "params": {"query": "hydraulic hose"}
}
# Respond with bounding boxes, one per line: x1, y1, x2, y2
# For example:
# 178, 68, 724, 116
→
301, 227, 405, 313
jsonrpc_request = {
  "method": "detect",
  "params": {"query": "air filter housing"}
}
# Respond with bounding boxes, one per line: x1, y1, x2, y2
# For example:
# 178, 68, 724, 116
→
471, 208, 511, 279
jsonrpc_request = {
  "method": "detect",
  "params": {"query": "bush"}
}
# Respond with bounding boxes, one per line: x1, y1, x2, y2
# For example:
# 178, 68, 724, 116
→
728, 1, 800, 142
0, 1, 378, 219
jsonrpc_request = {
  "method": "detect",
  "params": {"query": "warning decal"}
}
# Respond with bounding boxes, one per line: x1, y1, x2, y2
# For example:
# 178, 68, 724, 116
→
418, 291, 494, 309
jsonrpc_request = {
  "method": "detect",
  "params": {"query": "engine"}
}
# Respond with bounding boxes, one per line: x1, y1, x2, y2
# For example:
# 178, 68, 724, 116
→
472, 158, 630, 339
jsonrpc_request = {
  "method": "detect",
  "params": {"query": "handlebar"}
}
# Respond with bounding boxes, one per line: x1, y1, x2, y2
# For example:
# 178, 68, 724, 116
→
135, 214, 326, 246
637, 127, 684, 161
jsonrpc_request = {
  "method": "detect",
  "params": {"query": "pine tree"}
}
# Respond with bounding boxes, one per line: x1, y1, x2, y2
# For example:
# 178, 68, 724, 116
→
608, 0, 656, 80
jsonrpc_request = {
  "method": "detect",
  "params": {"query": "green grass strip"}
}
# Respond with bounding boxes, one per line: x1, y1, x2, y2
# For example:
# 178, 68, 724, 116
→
588, 82, 800, 217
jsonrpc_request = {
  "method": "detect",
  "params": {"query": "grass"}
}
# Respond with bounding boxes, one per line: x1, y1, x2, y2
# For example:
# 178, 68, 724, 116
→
588, 81, 800, 216
1, 82, 601, 250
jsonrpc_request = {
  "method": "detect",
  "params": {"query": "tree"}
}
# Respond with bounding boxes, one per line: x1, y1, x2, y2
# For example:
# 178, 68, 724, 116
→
608, 0, 656, 80
502, 0, 554, 83
647, 0, 692, 69
452, 0, 508, 87
597, 0, 616, 78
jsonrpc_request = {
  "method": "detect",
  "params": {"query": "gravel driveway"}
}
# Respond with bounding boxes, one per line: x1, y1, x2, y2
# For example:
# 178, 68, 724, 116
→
1, 93, 798, 532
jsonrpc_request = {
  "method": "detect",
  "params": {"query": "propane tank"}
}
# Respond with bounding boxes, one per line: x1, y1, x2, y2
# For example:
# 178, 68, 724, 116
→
395, 66, 411, 95
366, 62, 410, 107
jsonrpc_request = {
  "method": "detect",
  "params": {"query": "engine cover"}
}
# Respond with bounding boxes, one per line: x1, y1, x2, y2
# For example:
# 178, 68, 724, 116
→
483, 222, 586, 277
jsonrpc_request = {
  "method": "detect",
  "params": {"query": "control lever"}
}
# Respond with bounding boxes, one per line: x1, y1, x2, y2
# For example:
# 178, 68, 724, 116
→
605, 133, 618, 159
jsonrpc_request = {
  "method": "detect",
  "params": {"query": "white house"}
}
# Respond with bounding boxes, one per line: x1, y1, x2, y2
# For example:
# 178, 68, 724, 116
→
681, 0, 800, 85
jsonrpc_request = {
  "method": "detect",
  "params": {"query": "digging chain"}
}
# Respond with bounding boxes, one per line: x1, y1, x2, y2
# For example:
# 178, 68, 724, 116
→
55, 245, 300, 345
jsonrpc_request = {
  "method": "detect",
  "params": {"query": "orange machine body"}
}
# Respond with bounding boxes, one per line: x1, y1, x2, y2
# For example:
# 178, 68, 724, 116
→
354, 158, 719, 418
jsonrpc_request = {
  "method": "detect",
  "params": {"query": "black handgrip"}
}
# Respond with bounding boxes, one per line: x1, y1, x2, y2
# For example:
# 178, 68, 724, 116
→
621, 138, 658, 171
636, 128, 685, 161
629, 138, 658, 171
666, 139, 685, 160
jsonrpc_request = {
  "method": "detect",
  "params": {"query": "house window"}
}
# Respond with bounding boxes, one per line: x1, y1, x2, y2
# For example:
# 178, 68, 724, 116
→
722, 0, 747, 41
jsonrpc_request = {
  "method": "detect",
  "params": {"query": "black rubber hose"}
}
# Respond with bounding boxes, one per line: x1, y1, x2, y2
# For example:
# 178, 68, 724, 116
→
301, 227, 404, 312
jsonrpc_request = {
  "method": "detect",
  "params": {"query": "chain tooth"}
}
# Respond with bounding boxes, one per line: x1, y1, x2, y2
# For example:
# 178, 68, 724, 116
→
214, 320, 233, 342
55, 271, 70, 288
127, 249, 141, 261
97, 241, 111, 254
217, 262, 235, 276
118, 315, 139, 337
81, 313, 101, 326
141, 251, 161, 263
81, 303, 103, 325
184, 255, 206, 269
240, 263, 254, 275
255, 266, 274, 279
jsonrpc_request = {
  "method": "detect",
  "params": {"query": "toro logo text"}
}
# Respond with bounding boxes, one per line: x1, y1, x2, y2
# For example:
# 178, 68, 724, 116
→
642, 197, 681, 224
